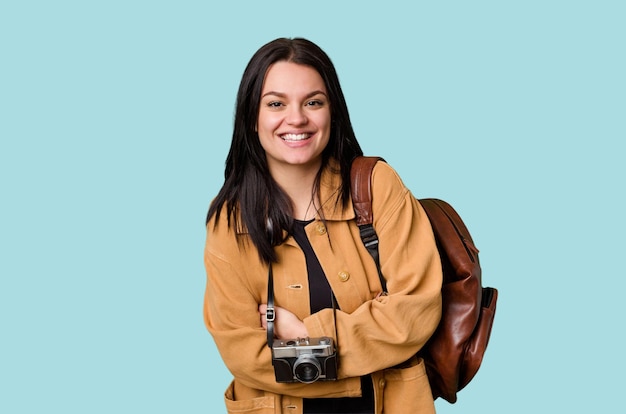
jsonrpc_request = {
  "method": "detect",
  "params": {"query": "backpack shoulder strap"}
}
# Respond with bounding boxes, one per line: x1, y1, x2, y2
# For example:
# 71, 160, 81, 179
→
351, 156, 384, 226
350, 156, 387, 293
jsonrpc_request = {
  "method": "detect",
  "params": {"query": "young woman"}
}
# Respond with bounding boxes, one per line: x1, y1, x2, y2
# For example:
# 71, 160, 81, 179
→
203, 37, 443, 414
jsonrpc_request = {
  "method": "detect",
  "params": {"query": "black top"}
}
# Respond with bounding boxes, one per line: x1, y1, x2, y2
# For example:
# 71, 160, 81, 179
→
292, 219, 374, 414
291, 219, 334, 313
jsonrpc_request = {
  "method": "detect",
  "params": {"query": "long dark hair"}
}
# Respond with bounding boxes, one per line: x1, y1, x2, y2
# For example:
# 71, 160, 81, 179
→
206, 37, 363, 263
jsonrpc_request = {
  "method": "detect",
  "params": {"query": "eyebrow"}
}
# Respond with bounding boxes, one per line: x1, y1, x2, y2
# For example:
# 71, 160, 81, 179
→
261, 90, 328, 99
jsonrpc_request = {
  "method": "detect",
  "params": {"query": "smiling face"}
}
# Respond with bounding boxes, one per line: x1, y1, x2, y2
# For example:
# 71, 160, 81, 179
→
256, 61, 331, 176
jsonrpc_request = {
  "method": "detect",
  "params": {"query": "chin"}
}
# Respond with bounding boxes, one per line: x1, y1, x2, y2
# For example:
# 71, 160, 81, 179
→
284, 155, 323, 167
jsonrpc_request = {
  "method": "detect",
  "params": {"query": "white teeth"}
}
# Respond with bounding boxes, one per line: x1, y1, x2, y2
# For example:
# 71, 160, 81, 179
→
281, 133, 310, 141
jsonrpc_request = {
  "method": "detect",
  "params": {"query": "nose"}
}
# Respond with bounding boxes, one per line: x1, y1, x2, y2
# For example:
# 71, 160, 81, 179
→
286, 105, 307, 126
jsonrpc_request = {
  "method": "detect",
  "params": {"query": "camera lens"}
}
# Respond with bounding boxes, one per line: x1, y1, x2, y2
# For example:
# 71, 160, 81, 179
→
293, 356, 321, 383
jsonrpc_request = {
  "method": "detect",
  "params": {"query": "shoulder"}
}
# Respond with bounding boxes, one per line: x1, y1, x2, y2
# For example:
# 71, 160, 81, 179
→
371, 160, 410, 202
369, 160, 424, 231
372, 160, 404, 181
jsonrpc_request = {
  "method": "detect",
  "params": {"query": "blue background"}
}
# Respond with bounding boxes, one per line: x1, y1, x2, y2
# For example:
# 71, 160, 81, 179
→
1, 1, 624, 412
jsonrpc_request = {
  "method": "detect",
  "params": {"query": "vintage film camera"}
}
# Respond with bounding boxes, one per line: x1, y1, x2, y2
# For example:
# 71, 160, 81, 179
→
272, 336, 338, 383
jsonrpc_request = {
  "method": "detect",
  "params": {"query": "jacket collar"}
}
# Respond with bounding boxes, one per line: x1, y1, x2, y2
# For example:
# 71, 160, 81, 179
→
317, 159, 356, 222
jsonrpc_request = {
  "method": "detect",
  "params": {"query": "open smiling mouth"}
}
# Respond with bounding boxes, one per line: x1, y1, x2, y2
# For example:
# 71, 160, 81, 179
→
281, 133, 311, 142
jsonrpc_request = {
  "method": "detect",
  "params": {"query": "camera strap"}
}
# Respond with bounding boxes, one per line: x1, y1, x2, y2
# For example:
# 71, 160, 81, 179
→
266, 264, 276, 348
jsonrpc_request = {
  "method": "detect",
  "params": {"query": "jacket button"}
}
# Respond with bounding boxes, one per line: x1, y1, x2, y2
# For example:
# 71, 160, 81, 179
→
338, 271, 350, 282
316, 223, 327, 235
379, 378, 386, 388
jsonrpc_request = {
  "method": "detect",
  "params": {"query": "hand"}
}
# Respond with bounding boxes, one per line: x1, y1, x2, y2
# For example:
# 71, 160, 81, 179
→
259, 304, 309, 340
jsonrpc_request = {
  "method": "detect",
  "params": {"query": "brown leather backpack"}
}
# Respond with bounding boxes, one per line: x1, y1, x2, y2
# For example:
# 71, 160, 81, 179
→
351, 156, 498, 403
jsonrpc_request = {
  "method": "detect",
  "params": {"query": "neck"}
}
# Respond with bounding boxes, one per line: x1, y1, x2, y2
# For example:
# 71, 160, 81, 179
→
269, 161, 322, 220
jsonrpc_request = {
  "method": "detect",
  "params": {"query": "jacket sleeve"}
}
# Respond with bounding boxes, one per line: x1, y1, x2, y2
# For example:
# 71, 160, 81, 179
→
303, 162, 443, 378
203, 218, 361, 397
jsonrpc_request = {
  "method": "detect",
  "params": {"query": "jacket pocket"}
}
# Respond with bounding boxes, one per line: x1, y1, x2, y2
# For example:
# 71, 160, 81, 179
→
381, 357, 435, 414
224, 380, 277, 414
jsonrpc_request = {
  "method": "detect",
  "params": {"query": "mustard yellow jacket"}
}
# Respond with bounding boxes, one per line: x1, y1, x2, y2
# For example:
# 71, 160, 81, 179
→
204, 161, 443, 414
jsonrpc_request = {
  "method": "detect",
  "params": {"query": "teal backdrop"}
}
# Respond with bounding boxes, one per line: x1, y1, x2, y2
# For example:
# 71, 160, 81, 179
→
1, 1, 624, 412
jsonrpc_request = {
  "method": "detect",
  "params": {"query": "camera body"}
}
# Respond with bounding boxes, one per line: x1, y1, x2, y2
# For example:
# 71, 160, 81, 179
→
272, 336, 338, 383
